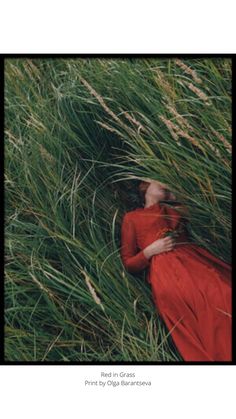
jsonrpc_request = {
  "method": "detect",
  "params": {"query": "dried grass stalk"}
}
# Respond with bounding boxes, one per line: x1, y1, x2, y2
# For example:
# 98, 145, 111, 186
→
23, 59, 41, 81
186, 82, 211, 105
159, 115, 181, 145
95, 120, 124, 138
211, 128, 232, 154
165, 103, 193, 131
27, 114, 46, 132
118, 107, 148, 134
159, 115, 204, 151
30, 272, 56, 301
79, 76, 131, 133
175, 59, 202, 84
154, 69, 177, 99
82, 269, 105, 310
39, 144, 55, 164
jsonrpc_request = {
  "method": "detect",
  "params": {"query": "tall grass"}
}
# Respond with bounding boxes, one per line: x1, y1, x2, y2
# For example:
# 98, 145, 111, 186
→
5, 57, 231, 361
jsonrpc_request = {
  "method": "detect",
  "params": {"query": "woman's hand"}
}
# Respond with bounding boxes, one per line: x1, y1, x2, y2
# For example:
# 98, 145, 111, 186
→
143, 236, 176, 259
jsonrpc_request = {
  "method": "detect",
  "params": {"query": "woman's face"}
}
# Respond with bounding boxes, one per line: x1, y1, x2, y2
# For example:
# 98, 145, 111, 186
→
145, 180, 172, 201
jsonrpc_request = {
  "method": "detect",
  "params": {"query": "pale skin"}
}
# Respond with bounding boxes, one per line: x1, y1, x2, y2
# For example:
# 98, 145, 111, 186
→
142, 180, 177, 260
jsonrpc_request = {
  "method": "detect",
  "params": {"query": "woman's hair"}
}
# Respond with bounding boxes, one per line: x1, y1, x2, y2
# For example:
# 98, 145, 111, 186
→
121, 179, 151, 211
138, 180, 150, 206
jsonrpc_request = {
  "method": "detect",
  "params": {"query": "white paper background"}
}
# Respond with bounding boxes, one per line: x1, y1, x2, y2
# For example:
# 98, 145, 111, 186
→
0, 366, 235, 418
0, 0, 235, 53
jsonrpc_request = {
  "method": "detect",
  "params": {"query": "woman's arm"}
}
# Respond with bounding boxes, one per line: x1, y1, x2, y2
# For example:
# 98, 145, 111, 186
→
120, 214, 151, 273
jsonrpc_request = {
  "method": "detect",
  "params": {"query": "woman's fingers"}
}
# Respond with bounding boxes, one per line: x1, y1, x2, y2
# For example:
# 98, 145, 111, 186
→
157, 236, 176, 253
165, 241, 176, 251
163, 236, 173, 242
164, 237, 175, 245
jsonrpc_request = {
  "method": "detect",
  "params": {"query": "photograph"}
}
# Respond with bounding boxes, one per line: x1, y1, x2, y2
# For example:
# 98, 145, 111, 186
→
4, 56, 232, 363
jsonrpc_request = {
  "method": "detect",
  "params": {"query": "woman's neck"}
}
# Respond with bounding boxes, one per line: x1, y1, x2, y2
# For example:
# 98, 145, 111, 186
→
144, 199, 160, 209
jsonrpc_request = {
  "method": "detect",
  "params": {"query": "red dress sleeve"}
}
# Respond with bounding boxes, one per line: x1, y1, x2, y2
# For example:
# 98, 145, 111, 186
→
120, 213, 150, 273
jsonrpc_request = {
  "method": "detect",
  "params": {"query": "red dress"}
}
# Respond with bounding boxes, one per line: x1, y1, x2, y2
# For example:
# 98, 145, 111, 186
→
120, 202, 232, 361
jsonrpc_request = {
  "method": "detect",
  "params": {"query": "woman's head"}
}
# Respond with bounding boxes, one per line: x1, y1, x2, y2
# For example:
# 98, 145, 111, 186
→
138, 178, 173, 206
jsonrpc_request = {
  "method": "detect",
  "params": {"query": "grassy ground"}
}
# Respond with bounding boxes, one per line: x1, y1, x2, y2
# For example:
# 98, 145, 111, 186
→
5, 57, 231, 361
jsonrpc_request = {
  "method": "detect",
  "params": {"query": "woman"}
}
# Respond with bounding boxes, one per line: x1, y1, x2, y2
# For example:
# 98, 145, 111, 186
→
120, 179, 232, 361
